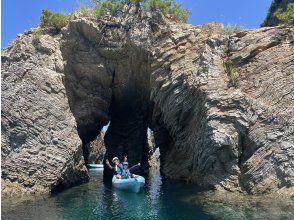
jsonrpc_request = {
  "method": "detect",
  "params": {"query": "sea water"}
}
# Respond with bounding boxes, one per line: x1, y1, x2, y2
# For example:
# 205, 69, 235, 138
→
2, 169, 293, 220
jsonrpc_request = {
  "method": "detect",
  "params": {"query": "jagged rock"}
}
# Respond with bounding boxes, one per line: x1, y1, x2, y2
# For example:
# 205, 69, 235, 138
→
1, 11, 293, 197
87, 132, 106, 164
1, 33, 89, 197
147, 131, 160, 171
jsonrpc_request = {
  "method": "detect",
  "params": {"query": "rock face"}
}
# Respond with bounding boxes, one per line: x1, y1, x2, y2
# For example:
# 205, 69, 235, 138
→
150, 24, 294, 194
87, 132, 106, 164
61, 13, 153, 168
2, 10, 293, 196
1, 34, 89, 196
148, 134, 160, 172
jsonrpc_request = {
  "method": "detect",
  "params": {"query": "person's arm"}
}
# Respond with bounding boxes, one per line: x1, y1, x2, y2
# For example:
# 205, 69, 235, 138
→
105, 159, 114, 170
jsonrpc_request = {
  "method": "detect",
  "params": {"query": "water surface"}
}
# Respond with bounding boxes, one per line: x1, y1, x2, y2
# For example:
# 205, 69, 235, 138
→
2, 169, 215, 220
2, 169, 293, 220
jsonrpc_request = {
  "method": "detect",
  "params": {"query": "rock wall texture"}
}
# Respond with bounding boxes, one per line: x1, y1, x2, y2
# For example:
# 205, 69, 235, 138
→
87, 132, 106, 164
1, 33, 89, 197
2, 10, 293, 196
150, 24, 294, 194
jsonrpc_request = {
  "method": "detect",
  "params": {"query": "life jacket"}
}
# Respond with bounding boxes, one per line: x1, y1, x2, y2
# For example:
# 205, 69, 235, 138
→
115, 164, 123, 175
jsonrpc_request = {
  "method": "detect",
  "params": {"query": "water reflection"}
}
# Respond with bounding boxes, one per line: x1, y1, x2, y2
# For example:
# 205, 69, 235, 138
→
92, 168, 164, 219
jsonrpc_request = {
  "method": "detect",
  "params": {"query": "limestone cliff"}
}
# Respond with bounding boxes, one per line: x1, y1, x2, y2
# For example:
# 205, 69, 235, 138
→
2, 10, 293, 196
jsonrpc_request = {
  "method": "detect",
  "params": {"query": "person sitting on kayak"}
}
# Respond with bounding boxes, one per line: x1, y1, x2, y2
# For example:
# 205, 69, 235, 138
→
122, 162, 132, 179
105, 157, 124, 179
122, 155, 143, 176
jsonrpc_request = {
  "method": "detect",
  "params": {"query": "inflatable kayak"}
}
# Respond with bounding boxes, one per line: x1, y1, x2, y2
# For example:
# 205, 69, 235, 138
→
87, 164, 104, 169
112, 175, 145, 193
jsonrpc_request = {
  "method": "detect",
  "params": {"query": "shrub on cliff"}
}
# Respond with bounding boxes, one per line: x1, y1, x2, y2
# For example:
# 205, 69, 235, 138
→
91, 0, 190, 23
274, 2, 294, 25
92, 0, 124, 17
33, 10, 68, 37
223, 24, 244, 35
40, 9, 68, 30
145, 0, 190, 22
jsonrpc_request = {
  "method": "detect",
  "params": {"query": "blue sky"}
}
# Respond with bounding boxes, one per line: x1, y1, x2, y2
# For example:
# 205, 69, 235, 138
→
2, 0, 272, 48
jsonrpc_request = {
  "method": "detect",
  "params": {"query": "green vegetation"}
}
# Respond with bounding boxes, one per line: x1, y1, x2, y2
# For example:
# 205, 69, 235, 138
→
78, 5, 91, 16
145, 0, 190, 22
274, 2, 294, 25
222, 24, 244, 35
32, 26, 44, 39
223, 60, 237, 86
40, 9, 68, 30
92, 0, 124, 17
90, 0, 190, 23
34, 0, 189, 37
33, 9, 68, 38
261, 0, 293, 27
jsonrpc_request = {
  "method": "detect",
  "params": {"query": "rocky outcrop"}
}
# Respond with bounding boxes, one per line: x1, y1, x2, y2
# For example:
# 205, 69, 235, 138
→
87, 132, 106, 164
1, 33, 89, 196
186, 188, 294, 219
147, 131, 160, 171
151, 24, 294, 194
61, 12, 153, 168
2, 10, 293, 196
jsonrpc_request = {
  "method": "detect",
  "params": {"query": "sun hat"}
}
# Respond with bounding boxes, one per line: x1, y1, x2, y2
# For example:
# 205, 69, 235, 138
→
112, 157, 119, 162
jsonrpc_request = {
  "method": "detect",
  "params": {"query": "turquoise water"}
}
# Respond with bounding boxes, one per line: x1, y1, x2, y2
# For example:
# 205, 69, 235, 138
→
2, 169, 215, 220
2, 169, 293, 220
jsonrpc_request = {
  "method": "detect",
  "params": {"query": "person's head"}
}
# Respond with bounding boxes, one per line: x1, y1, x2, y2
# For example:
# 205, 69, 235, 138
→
112, 157, 119, 165
123, 162, 128, 170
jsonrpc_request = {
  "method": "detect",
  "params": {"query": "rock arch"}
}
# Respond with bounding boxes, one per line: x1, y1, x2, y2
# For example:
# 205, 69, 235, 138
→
2, 11, 293, 196
62, 14, 294, 193
61, 13, 240, 189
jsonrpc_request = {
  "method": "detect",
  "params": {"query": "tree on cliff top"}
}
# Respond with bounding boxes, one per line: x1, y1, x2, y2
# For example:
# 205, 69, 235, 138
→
274, 2, 294, 25
261, 0, 293, 27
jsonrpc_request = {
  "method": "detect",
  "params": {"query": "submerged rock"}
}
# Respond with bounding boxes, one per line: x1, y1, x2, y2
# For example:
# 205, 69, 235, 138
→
1, 10, 293, 197
185, 188, 294, 219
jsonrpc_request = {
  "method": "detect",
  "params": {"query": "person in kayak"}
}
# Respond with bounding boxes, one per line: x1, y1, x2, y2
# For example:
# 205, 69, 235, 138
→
122, 162, 132, 179
105, 157, 124, 179
122, 155, 143, 176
